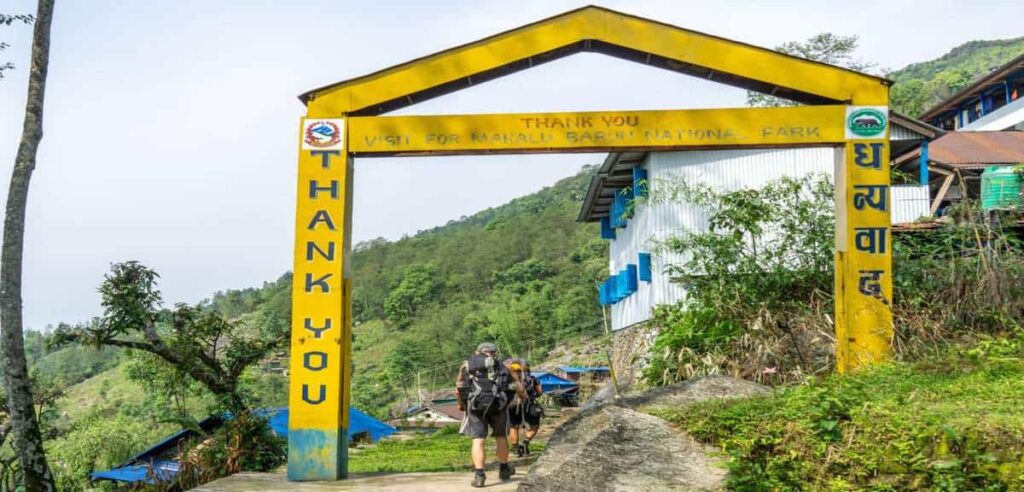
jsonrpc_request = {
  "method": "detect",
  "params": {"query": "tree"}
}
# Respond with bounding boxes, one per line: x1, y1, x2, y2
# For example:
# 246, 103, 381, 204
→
50, 261, 287, 412
747, 33, 875, 107
0, 378, 61, 492
383, 262, 440, 328
0, 13, 34, 80
0, 1, 57, 490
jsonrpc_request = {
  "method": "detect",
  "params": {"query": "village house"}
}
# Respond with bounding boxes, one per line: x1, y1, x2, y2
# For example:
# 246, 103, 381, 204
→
578, 115, 939, 331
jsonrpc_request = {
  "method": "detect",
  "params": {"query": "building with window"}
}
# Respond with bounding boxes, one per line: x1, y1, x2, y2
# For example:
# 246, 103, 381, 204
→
920, 53, 1024, 132
577, 116, 938, 331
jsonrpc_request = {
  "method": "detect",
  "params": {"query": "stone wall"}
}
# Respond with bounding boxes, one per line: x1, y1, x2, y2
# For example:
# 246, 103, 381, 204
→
610, 322, 659, 391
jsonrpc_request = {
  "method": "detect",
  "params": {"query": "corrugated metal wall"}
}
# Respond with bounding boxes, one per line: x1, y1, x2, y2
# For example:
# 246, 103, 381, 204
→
606, 149, 934, 331
891, 124, 924, 141
608, 147, 836, 331
891, 185, 930, 224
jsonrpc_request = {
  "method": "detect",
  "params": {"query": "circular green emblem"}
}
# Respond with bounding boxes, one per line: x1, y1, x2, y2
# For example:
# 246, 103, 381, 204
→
847, 108, 887, 137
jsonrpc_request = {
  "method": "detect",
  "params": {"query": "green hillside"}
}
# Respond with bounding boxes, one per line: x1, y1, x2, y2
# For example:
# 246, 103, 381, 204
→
345, 166, 608, 416
41, 165, 609, 418
888, 37, 1024, 116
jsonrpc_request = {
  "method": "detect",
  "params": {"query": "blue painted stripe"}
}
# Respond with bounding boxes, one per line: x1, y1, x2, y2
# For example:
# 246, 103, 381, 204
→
288, 428, 348, 481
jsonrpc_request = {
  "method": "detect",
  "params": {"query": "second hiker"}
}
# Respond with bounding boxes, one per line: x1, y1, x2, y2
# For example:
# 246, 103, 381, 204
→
506, 358, 544, 456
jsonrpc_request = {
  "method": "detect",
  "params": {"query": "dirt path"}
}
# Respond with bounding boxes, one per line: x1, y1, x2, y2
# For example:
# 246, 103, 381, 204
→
195, 469, 527, 491
197, 406, 577, 490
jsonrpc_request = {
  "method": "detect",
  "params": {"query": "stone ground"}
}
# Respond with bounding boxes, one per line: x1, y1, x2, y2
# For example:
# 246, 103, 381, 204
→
194, 469, 527, 491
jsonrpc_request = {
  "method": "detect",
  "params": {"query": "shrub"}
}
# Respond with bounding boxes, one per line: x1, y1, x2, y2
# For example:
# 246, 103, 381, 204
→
644, 175, 1024, 387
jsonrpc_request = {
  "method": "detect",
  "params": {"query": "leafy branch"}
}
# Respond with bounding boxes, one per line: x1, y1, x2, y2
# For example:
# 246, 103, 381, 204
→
49, 262, 287, 412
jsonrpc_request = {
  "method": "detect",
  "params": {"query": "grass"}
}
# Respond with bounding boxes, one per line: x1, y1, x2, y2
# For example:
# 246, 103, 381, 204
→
54, 365, 141, 428
349, 426, 545, 474
646, 335, 1024, 491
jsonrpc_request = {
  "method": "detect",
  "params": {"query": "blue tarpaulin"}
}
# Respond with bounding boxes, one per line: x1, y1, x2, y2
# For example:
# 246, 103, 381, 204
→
259, 407, 397, 443
90, 406, 396, 484
530, 371, 578, 394
89, 460, 180, 483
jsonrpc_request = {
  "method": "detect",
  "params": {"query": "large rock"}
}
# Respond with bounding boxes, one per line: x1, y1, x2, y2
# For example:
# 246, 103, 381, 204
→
618, 375, 771, 410
519, 405, 723, 491
520, 376, 769, 492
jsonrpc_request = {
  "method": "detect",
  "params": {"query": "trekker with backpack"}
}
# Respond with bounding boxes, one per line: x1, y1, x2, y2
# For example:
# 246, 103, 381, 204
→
506, 359, 543, 457
456, 342, 527, 488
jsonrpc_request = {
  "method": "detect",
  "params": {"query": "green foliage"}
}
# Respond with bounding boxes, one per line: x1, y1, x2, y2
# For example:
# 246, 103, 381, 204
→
747, 33, 875, 107
172, 413, 286, 490
491, 259, 555, 294
122, 352, 206, 422
348, 431, 545, 474
890, 203, 1024, 352
649, 337, 1024, 490
384, 262, 441, 328
345, 167, 606, 415
645, 174, 835, 385
645, 179, 1024, 388
888, 36, 1024, 116
47, 413, 169, 491
0, 13, 34, 81
50, 261, 288, 412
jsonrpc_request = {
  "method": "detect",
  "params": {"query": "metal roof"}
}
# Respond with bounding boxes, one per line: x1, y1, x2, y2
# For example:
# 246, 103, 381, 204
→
558, 365, 610, 373
530, 371, 578, 388
924, 131, 1024, 167
578, 114, 939, 222
918, 52, 1024, 121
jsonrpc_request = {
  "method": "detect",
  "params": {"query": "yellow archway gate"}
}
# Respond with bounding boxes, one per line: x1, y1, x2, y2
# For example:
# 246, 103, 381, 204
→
289, 5, 892, 481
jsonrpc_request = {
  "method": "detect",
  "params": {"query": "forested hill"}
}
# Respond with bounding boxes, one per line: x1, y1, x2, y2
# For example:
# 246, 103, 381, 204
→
889, 36, 1024, 117
25, 164, 607, 425
344, 165, 608, 416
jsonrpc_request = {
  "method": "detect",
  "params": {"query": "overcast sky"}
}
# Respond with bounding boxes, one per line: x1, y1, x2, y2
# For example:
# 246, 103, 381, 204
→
1, 0, 1022, 330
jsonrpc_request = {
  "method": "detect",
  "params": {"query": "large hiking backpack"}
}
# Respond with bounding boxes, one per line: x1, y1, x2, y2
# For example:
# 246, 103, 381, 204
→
521, 373, 544, 418
523, 373, 540, 399
463, 354, 510, 415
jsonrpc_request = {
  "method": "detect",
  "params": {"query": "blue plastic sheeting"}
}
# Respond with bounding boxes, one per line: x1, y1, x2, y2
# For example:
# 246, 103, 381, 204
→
89, 461, 179, 484
91, 407, 395, 483
558, 366, 610, 374
530, 372, 578, 393
260, 407, 396, 443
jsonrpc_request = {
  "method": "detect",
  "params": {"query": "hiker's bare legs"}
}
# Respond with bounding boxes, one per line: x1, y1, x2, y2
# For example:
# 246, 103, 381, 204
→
495, 436, 510, 463
508, 426, 519, 446
525, 426, 538, 441
472, 438, 486, 469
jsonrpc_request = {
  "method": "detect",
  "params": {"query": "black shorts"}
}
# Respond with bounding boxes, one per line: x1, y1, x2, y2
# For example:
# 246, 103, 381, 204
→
460, 407, 509, 438
508, 403, 541, 428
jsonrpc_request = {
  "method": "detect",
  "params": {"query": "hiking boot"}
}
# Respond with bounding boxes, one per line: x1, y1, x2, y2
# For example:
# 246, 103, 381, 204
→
523, 440, 531, 456
472, 471, 486, 488
499, 463, 514, 481
515, 443, 525, 457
